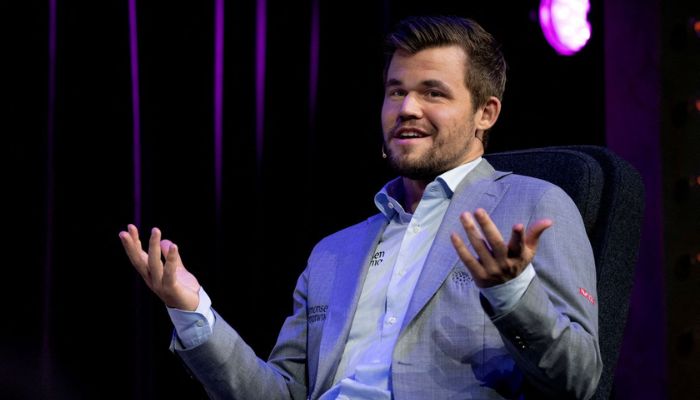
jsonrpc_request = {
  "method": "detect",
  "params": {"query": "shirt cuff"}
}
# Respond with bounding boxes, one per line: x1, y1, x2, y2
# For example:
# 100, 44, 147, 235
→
480, 263, 535, 316
166, 287, 216, 349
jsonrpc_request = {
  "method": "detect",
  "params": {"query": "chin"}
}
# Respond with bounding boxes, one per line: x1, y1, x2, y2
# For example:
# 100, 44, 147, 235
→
389, 158, 443, 181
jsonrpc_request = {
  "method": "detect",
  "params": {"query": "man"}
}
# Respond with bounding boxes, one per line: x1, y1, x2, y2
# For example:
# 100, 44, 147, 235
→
120, 16, 602, 399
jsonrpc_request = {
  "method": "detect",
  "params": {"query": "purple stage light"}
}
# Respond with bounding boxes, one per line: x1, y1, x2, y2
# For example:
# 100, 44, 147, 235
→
539, 0, 591, 56
214, 0, 224, 215
309, 0, 319, 127
43, 0, 57, 392
128, 0, 142, 226
256, 0, 267, 167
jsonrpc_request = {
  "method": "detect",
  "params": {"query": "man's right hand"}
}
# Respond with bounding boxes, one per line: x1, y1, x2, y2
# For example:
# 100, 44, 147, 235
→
119, 224, 201, 311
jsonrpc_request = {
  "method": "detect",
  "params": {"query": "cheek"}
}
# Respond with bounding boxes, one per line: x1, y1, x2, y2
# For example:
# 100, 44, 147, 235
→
381, 103, 397, 129
434, 107, 461, 122
381, 100, 394, 117
439, 110, 475, 133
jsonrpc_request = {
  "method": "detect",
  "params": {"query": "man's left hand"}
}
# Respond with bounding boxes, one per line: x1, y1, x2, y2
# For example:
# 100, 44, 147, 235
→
450, 208, 552, 288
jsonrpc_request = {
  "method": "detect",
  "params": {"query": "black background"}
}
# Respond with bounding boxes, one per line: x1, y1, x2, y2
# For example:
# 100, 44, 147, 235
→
4, 0, 605, 398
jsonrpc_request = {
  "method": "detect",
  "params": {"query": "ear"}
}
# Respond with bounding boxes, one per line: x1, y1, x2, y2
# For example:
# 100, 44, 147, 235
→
475, 96, 501, 131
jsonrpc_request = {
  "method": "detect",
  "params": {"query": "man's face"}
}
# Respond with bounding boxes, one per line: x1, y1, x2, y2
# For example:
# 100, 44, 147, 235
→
382, 45, 484, 181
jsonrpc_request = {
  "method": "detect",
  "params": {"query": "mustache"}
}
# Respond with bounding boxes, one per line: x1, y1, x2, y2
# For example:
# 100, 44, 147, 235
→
388, 122, 433, 137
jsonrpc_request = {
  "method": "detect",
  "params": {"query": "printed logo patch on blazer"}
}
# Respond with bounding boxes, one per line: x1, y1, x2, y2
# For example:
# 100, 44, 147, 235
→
308, 305, 328, 323
579, 287, 596, 304
452, 270, 474, 286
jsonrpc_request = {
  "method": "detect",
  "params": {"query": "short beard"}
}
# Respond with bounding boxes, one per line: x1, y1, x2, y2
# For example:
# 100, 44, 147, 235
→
386, 149, 449, 181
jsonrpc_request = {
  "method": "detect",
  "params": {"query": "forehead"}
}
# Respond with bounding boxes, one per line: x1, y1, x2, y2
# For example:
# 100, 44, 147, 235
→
386, 45, 468, 86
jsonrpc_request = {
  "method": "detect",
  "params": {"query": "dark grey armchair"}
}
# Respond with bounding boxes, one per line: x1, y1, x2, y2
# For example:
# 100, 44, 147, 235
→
484, 145, 645, 400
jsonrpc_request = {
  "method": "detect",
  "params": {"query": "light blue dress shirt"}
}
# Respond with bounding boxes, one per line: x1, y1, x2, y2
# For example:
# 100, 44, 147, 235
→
167, 287, 214, 348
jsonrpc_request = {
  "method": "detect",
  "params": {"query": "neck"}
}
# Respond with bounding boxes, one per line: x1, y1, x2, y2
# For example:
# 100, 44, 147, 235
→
399, 152, 484, 213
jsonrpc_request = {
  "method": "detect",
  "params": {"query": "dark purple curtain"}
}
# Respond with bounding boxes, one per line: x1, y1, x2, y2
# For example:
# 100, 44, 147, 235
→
5, 0, 670, 398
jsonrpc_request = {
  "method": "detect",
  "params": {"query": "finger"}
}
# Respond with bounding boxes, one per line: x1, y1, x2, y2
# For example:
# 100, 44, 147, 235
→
473, 208, 507, 260
118, 230, 137, 261
506, 223, 525, 258
127, 224, 145, 256
162, 243, 180, 286
524, 219, 553, 250
127, 223, 137, 237
450, 232, 484, 279
148, 228, 164, 286
160, 239, 173, 258
119, 230, 135, 254
119, 228, 148, 276
460, 212, 495, 266
128, 224, 141, 245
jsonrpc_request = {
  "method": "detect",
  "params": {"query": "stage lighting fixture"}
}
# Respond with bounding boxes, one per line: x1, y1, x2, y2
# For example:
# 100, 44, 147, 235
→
539, 0, 591, 56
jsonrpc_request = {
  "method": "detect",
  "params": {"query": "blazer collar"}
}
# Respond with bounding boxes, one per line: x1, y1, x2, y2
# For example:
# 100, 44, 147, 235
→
400, 159, 511, 332
314, 214, 388, 395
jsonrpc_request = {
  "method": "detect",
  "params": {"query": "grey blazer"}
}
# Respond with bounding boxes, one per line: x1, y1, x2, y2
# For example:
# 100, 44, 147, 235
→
173, 159, 603, 399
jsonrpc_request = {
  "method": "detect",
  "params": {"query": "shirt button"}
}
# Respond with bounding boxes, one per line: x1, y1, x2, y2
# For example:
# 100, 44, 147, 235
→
387, 203, 394, 209
412, 225, 420, 233
196, 320, 205, 327
387, 316, 397, 325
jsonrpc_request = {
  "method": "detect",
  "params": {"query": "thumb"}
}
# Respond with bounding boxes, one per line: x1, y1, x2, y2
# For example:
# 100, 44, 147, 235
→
524, 219, 553, 250
162, 243, 180, 285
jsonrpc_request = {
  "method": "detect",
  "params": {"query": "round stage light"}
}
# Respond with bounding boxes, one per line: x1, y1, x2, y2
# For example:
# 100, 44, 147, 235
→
539, 0, 591, 56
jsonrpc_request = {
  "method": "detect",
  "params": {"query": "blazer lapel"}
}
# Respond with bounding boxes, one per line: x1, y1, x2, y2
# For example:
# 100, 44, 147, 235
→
314, 215, 387, 393
401, 159, 511, 332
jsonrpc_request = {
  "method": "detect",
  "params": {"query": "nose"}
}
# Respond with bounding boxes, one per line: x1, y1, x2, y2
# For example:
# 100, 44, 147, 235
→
398, 93, 423, 120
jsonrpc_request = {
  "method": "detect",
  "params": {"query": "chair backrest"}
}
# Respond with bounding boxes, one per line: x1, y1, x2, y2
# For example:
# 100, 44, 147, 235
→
484, 145, 644, 400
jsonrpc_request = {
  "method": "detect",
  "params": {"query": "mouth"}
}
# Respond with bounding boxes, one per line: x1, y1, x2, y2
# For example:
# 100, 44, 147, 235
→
391, 127, 430, 141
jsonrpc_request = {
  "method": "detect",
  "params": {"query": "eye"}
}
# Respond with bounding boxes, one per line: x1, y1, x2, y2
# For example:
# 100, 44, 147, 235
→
427, 90, 444, 98
387, 88, 406, 97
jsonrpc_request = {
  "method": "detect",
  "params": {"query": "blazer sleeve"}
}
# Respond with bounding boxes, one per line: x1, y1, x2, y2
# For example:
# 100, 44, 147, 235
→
170, 267, 310, 400
486, 185, 603, 399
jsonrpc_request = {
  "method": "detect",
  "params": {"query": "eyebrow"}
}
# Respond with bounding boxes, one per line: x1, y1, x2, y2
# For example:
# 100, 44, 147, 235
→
385, 78, 452, 92
385, 78, 402, 88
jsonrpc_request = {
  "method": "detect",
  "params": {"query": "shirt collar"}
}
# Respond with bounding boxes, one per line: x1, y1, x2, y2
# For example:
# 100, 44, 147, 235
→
374, 157, 483, 220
